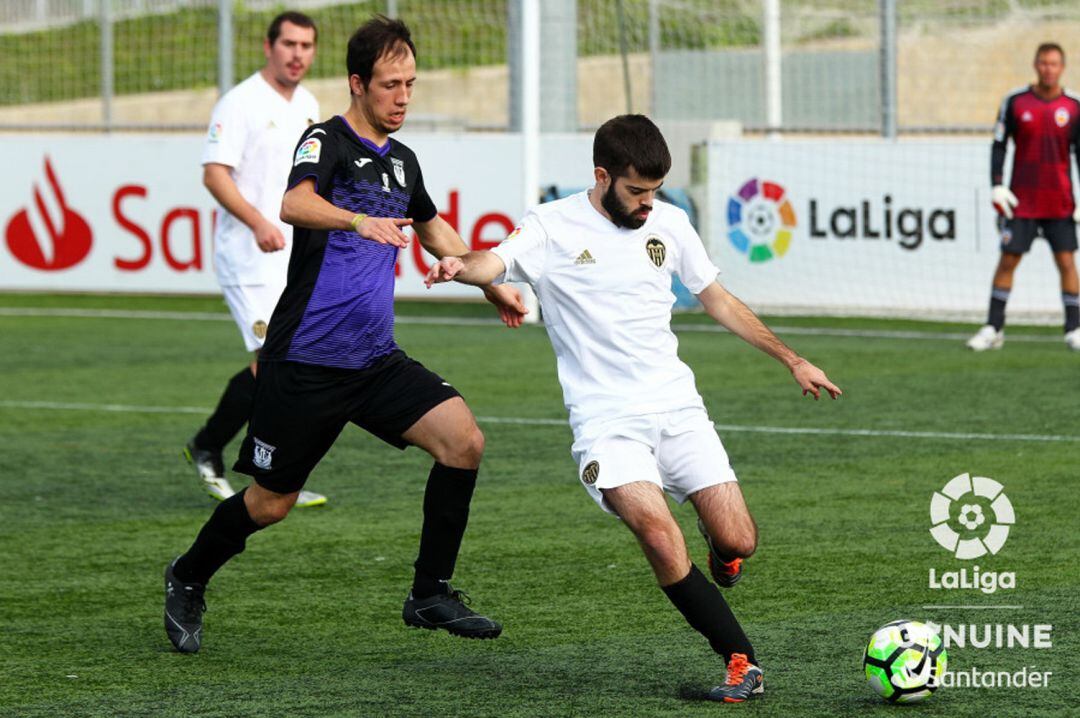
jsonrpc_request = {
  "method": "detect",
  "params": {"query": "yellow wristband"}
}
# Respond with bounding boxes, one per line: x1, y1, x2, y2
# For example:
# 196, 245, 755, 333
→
350, 213, 367, 232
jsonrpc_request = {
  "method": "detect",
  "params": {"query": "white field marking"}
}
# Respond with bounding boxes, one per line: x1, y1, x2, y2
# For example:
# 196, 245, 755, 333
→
0, 400, 208, 415
0, 306, 1062, 343
921, 605, 1025, 610
0, 400, 1077, 443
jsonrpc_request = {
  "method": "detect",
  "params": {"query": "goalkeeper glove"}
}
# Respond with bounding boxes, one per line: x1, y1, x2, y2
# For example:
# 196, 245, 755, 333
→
991, 185, 1018, 219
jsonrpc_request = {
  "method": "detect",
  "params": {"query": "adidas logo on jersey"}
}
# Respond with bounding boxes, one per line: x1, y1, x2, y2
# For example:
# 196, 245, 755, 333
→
574, 249, 596, 265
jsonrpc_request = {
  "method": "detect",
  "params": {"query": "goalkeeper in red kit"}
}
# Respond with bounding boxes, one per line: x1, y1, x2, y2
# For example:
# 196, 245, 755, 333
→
968, 42, 1080, 351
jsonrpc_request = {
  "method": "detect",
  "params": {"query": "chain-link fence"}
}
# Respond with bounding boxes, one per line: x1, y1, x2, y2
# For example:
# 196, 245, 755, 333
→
2, 0, 1079, 132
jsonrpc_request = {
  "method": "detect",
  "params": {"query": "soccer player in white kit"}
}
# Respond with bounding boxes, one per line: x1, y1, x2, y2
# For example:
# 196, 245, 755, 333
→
426, 115, 841, 703
185, 11, 327, 508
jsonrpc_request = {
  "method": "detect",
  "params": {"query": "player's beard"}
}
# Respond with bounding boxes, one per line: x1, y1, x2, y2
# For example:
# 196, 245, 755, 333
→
360, 103, 402, 136
601, 182, 648, 229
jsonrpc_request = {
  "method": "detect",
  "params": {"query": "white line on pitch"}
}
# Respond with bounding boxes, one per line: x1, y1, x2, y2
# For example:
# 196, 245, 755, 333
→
1, 400, 1077, 443
0, 306, 1062, 343
0, 400, 209, 414
921, 605, 1025, 610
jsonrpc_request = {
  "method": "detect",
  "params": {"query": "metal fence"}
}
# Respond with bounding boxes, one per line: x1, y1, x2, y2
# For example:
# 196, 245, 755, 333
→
2, 0, 1079, 132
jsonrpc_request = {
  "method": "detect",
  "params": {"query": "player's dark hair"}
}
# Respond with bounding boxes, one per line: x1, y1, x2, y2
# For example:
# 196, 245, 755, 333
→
347, 15, 417, 89
267, 11, 317, 45
593, 114, 671, 180
1035, 42, 1065, 62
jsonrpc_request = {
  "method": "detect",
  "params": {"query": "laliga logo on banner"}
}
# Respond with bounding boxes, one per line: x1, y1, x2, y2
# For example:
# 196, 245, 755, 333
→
726, 178, 797, 263
726, 177, 958, 257
5, 156, 92, 271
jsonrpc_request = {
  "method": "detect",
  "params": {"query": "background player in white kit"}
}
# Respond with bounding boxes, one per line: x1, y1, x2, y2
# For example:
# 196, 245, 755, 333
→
426, 115, 841, 703
185, 11, 326, 507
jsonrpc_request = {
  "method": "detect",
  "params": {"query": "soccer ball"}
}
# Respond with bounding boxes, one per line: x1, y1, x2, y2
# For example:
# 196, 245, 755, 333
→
863, 620, 947, 703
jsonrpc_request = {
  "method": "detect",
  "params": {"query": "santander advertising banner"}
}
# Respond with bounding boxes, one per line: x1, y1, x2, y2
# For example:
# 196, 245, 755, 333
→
0, 134, 593, 297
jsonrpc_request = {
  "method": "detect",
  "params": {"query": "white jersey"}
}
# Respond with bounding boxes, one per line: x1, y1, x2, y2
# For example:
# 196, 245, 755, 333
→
492, 191, 720, 436
201, 71, 319, 286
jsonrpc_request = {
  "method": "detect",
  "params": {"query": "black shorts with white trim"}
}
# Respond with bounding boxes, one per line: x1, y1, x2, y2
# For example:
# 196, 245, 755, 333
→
234, 351, 461, 494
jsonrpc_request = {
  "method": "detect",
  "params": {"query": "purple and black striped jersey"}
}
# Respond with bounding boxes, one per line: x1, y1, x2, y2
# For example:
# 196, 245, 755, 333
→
260, 115, 438, 369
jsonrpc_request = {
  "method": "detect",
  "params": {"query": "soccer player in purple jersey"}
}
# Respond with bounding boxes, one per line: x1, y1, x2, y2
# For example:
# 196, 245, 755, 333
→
163, 16, 527, 654
968, 42, 1080, 351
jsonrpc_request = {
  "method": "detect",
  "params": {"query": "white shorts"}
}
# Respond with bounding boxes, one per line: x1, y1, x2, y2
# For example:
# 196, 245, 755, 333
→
222, 283, 284, 352
570, 407, 738, 515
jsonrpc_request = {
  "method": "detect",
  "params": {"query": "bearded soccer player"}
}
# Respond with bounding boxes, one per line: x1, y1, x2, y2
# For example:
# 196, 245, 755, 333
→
163, 16, 527, 654
968, 42, 1080, 351
425, 115, 841, 702
186, 11, 327, 507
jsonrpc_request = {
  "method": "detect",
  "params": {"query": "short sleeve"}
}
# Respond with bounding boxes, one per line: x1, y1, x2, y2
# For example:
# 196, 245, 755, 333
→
490, 211, 547, 286
406, 165, 438, 222
287, 125, 338, 194
201, 93, 246, 168
672, 211, 719, 294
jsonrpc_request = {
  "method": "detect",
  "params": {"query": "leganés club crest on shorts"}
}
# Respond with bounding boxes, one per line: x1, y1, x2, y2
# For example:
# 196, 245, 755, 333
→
582, 460, 600, 485
645, 235, 666, 268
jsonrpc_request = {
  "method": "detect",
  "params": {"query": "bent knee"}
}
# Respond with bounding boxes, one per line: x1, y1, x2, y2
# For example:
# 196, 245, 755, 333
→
727, 531, 757, 559
732, 537, 757, 559
436, 425, 485, 468
247, 495, 295, 526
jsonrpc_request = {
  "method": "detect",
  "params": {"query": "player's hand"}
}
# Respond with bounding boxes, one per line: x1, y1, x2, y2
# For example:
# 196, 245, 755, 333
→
790, 358, 842, 400
991, 185, 1019, 220
425, 257, 465, 287
482, 284, 529, 328
356, 216, 413, 248
254, 220, 286, 252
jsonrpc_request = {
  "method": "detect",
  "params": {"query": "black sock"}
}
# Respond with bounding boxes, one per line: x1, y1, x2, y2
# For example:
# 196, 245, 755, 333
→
661, 564, 756, 665
987, 286, 1010, 331
173, 489, 262, 586
412, 463, 478, 598
194, 367, 257, 452
1063, 292, 1079, 332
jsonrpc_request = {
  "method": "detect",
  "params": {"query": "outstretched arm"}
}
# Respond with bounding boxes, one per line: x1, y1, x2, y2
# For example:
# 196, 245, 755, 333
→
697, 281, 841, 400
426, 252, 509, 288
415, 222, 527, 327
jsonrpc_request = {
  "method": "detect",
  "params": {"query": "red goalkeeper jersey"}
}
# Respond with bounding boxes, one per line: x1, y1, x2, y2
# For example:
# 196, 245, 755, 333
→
991, 86, 1080, 219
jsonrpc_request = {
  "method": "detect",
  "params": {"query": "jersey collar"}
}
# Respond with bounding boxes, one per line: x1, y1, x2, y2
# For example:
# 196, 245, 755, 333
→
336, 115, 392, 156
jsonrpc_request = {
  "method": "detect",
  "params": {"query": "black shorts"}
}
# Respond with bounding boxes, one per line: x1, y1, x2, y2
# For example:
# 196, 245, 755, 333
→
233, 350, 461, 494
999, 216, 1077, 254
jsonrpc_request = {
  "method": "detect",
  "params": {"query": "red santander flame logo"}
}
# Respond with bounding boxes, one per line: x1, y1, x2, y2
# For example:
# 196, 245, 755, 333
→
6, 157, 93, 270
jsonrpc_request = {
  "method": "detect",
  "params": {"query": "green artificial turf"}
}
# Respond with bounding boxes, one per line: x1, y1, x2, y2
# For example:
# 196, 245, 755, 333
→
0, 294, 1075, 717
